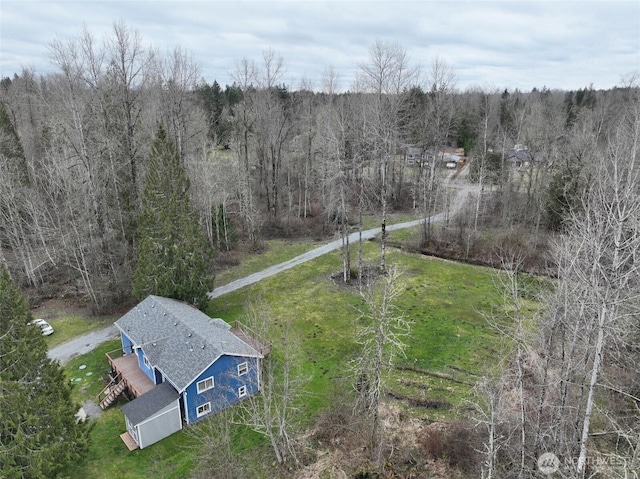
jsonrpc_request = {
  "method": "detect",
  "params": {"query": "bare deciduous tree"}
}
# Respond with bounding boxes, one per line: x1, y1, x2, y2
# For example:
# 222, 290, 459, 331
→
358, 40, 418, 271
474, 83, 640, 479
566, 96, 640, 476
352, 266, 411, 467
421, 58, 457, 243
236, 301, 307, 466
231, 58, 260, 244
187, 407, 247, 479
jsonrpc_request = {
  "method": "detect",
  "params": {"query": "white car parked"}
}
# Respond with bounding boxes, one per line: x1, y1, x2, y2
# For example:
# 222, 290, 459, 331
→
31, 318, 54, 336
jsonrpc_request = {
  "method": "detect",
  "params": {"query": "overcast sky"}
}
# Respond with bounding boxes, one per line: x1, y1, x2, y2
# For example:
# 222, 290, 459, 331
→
1, 0, 638, 92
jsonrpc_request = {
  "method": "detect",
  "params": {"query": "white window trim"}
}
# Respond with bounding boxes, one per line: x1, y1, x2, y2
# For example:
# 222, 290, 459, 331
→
196, 376, 214, 394
196, 402, 211, 418
238, 386, 247, 398
237, 362, 248, 376
143, 355, 151, 369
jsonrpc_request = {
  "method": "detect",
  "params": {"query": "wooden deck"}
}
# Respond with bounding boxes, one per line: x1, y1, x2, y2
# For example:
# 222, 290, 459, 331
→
231, 321, 272, 356
110, 354, 155, 398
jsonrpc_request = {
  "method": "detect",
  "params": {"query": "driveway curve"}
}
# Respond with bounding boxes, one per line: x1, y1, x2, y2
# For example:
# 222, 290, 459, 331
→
49, 181, 477, 363
208, 183, 475, 299
48, 324, 119, 364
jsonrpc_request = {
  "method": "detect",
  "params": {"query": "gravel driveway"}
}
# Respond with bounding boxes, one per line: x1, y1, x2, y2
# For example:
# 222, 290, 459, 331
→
208, 182, 476, 299
48, 324, 119, 364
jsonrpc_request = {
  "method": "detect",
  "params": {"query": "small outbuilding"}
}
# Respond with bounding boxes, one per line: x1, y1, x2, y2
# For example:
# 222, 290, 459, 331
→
121, 382, 181, 450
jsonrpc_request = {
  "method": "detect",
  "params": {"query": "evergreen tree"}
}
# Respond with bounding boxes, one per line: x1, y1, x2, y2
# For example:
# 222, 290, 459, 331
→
563, 91, 577, 128
0, 266, 90, 478
197, 80, 231, 146
455, 114, 475, 155
133, 124, 213, 310
544, 165, 585, 232
0, 102, 29, 185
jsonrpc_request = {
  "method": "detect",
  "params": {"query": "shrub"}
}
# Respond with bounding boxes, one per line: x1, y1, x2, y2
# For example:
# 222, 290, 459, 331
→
418, 421, 480, 475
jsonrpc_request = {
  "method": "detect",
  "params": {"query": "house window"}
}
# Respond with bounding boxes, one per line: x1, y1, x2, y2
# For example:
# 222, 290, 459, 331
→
197, 376, 214, 394
238, 386, 247, 398
237, 362, 248, 376
143, 355, 151, 369
196, 402, 211, 418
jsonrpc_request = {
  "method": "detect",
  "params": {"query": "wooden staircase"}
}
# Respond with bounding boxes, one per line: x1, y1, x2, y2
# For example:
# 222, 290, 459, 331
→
98, 375, 127, 409
120, 431, 139, 451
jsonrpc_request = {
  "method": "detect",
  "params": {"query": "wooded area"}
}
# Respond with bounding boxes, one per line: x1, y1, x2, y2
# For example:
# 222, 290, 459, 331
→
1, 23, 639, 478
2, 24, 633, 313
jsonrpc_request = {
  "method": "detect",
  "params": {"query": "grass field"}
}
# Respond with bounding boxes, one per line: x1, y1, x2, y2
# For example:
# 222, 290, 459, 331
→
60, 241, 513, 478
43, 315, 112, 348
214, 239, 321, 286
214, 215, 430, 287
209, 241, 506, 417
33, 299, 117, 349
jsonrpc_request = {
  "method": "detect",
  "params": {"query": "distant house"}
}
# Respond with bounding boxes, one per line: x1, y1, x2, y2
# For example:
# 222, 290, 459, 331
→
506, 145, 542, 168
405, 147, 438, 166
406, 146, 465, 168
98, 295, 269, 450
405, 146, 424, 166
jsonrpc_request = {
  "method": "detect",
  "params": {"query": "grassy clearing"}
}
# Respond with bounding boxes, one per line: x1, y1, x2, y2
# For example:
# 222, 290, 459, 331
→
33, 299, 116, 348
209, 249, 365, 415
43, 315, 112, 349
214, 239, 321, 286
214, 218, 422, 287
392, 251, 503, 373
210, 243, 506, 416
62, 241, 513, 477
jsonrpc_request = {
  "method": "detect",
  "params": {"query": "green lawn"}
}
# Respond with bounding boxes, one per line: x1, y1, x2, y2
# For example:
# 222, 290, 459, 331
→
214, 239, 321, 286
214, 216, 425, 288
61, 406, 198, 479
61, 243, 515, 478
33, 299, 116, 349
44, 314, 113, 349
209, 243, 506, 416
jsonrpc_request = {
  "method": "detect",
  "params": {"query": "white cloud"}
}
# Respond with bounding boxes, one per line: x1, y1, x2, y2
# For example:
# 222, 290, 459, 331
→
1, 0, 638, 91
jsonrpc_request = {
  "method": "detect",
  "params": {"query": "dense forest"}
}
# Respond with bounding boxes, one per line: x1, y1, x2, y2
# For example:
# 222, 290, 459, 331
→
1, 23, 639, 477
2, 23, 632, 313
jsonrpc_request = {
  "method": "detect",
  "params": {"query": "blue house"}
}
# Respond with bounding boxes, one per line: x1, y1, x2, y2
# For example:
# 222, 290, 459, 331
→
98, 295, 269, 450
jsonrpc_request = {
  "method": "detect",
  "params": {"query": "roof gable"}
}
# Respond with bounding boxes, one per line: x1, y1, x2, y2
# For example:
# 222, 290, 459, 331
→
115, 295, 261, 391
121, 382, 179, 425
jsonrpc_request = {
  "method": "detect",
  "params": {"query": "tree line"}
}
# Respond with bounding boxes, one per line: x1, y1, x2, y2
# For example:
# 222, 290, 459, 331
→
0, 21, 636, 315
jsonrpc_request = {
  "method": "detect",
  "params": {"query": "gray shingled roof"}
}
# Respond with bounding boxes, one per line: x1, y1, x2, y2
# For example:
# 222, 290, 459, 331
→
506, 149, 543, 162
115, 295, 261, 392
121, 381, 180, 425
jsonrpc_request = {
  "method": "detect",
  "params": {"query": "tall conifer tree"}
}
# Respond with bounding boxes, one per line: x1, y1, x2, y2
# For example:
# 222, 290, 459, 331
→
133, 124, 213, 310
0, 266, 90, 478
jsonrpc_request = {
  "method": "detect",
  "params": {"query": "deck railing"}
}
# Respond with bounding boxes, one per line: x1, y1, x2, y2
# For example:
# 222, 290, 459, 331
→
231, 321, 272, 355
99, 348, 151, 404
105, 348, 124, 366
